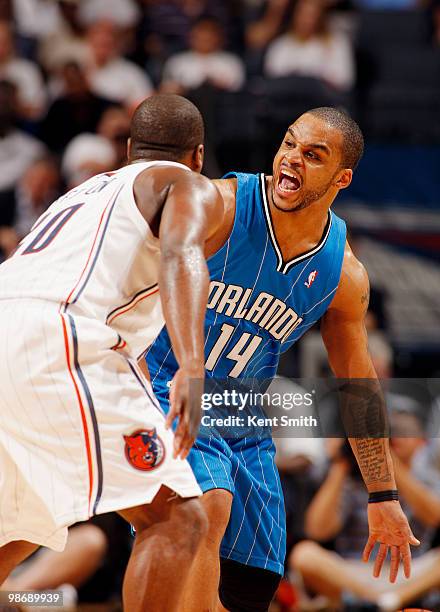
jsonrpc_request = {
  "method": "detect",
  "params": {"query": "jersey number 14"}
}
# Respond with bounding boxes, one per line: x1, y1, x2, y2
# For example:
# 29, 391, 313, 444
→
205, 323, 263, 377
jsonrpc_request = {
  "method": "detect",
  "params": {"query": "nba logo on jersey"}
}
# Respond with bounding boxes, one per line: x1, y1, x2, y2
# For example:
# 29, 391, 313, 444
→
304, 270, 318, 288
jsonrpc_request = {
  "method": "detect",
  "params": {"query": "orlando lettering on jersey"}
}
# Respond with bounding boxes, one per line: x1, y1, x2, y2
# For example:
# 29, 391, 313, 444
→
207, 281, 303, 343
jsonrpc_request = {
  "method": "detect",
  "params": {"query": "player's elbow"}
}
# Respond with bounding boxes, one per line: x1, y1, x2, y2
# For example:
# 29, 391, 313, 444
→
159, 243, 208, 285
160, 241, 204, 263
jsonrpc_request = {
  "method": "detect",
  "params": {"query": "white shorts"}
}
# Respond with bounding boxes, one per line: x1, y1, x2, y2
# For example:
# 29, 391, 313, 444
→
0, 300, 201, 552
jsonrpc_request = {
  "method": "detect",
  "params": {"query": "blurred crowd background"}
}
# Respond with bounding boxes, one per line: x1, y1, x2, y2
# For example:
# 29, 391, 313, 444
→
1, 0, 439, 610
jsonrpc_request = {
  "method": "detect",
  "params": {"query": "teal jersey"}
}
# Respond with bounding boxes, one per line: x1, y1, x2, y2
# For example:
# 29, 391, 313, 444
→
145, 172, 346, 576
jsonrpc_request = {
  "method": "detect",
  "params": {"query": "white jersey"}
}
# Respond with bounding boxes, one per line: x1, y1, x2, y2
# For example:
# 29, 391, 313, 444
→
0, 161, 187, 358
0, 161, 201, 551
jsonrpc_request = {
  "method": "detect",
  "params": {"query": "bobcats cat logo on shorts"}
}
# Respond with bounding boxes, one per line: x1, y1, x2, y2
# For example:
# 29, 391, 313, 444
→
124, 428, 165, 471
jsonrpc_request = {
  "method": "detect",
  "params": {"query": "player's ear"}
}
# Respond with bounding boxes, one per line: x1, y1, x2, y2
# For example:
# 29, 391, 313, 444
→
192, 144, 204, 174
127, 137, 132, 161
335, 168, 352, 190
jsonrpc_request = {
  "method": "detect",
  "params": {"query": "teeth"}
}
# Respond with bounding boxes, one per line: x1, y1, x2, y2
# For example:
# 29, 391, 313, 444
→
278, 169, 301, 194
280, 169, 300, 184
281, 169, 295, 178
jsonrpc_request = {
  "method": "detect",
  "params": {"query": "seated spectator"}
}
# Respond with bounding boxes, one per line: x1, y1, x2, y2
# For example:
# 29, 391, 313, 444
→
11, 0, 65, 59
0, 19, 46, 118
97, 105, 131, 167
0, 80, 45, 212
2, 522, 107, 609
2, 514, 131, 608
37, 0, 88, 73
41, 61, 113, 153
84, 20, 153, 110
245, 0, 293, 51
141, 0, 234, 58
161, 17, 245, 94
264, 0, 355, 91
0, 156, 59, 259
12, 0, 65, 42
290, 414, 440, 611
77, 0, 141, 66
13, 156, 60, 238
61, 133, 116, 188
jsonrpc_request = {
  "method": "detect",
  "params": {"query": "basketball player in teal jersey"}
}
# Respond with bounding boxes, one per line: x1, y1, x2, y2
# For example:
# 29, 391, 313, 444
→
146, 107, 420, 611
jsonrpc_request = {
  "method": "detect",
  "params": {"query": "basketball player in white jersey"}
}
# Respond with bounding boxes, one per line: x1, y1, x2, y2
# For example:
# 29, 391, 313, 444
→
0, 95, 224, 612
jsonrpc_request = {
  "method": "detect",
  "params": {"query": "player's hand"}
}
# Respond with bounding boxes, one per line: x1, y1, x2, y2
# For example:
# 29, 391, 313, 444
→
165, 365, 204, 460
363, 500, 420, 582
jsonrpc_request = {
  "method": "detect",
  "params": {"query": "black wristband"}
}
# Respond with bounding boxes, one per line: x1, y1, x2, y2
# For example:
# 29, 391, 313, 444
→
368, 490, 399, 503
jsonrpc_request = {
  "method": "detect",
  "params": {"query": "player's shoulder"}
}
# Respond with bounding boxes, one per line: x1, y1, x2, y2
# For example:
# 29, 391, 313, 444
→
329, 241, 369, 313
213, 177, 237, 198
341, 242, 368, 289
212, 178, 238, 217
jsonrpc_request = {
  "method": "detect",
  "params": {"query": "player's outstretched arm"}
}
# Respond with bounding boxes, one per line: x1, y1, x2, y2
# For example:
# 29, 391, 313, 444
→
321, 243, 420, 582
158, 171, 223, 459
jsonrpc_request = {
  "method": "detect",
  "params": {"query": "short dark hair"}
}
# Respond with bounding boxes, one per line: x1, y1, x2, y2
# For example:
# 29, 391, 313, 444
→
130, 94, 204, 162
306, 107, 364, 170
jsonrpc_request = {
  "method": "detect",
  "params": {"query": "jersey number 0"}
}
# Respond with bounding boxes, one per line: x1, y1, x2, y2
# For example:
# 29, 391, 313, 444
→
20, 204, 84, 255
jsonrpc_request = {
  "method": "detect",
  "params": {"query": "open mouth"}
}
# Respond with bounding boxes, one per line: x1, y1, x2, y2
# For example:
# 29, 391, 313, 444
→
277, 169, 301, 194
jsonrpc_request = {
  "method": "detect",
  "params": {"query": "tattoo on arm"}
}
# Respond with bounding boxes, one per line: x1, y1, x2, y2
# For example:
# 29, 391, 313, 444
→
340, 381, 393, 487
361, 287, 370, 308
355, 438, 391, 484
